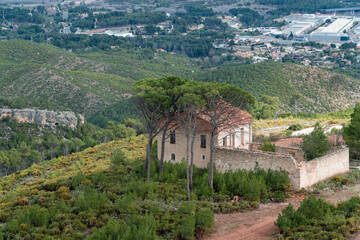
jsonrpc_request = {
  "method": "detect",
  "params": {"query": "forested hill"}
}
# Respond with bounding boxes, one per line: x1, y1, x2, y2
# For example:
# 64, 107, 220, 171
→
195, 62, 360, 113
2, 40, 360, 118
0, 40, 200, 116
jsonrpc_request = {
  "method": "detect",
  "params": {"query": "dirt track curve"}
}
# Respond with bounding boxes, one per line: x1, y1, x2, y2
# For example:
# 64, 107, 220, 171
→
206, 184, 360, 240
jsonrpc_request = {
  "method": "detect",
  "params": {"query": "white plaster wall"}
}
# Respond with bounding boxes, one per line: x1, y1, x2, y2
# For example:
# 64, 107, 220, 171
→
217, 123, 251, 150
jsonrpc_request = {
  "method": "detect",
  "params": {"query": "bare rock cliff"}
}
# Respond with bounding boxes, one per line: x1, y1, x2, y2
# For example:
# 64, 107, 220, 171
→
0, 109, 84, 129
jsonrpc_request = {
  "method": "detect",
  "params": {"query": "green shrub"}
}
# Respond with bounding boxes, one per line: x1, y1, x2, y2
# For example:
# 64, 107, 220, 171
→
273, 190, 286, 202
177, 215, 195, 240
14, 205, 51, 228
72, 171, 86, 188
177, 202, 196, 215
125, 181, 159, 200
91, 171, 107, 185
259, 138, 275, 152
114, 194, 140, 214
241, 178, 267, 202
195, 208, 214, 237
74, 188, 111, 211
337, 197, 360, 217
86, 219, 130, 240
127, 214, 157, 240
111, 149, 127, 166
297, 195, 334, 220
28, 205, 51, 227
276, 195, 337, 237
6, 219, 19, 234
50, 200, 71, 216
288, 124, 302, 131
265, 169, 290, 191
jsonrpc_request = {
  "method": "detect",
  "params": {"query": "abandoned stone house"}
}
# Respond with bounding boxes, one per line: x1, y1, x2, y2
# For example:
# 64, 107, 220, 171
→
157, 107, 252, 169
158, 105, 349, 190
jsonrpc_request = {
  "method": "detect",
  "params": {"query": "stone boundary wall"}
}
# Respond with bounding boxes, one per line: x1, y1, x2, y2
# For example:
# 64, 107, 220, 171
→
299, 147, 349, 188
250, 142, 305, 162
214, 148, 302, 190
214, 147, 349, 190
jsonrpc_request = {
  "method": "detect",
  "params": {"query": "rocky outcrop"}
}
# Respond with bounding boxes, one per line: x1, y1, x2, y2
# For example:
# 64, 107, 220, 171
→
0, 108, 84, 129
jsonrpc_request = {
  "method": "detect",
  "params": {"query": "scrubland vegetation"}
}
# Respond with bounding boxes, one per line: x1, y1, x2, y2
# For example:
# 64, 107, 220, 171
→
0, 135, 291, 239
276, 195, 360, 239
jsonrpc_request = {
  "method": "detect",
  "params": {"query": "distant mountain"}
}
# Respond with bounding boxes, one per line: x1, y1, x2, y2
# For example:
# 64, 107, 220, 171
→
195, 62, 360, 113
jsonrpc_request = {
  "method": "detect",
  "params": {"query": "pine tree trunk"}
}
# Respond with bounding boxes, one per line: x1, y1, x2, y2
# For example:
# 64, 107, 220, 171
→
209, 132, 215, 189
144, 131, 153, 170
190, 131, 196, 189
160, 129, 167, 174
186, 134, 191, 201
146, 134, 153, 184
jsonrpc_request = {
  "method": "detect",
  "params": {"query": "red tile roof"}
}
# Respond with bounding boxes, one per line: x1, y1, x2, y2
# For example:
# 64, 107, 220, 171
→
161, 101, 252, 133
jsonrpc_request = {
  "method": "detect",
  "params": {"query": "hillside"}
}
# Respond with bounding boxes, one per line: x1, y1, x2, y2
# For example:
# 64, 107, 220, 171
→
196, 62, 360, 113
0, 62, 133, 115
0, 137, 148, 238
2, 40, 360, 118
0, 40, 201, 116
0, 134, 291, 239
0, 40, 201, 80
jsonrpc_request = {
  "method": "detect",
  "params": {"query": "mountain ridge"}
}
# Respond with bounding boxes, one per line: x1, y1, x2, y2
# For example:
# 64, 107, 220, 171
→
196, 62, 360, 113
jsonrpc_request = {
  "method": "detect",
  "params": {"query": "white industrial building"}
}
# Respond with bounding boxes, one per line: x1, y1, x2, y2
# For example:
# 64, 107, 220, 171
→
308, 18, 353, 42
282, 14, 331, 36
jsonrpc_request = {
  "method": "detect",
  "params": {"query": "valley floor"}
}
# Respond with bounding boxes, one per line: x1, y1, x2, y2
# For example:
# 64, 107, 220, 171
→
206, 183, 360, 240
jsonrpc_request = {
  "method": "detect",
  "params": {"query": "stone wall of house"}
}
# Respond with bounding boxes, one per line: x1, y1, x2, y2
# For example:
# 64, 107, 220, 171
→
214, 147, 349, 190
250, 142, 305, 162
298, 147, 349, 188
0, 108, 84, 129
158, 130, 211, 169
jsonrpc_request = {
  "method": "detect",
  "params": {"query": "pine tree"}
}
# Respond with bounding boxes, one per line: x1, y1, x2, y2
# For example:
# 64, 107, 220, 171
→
301, 123, 329, 161
343, 103, 360, 160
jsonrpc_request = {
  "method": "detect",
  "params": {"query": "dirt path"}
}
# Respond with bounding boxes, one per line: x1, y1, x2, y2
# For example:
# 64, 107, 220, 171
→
206, 184, 360, 240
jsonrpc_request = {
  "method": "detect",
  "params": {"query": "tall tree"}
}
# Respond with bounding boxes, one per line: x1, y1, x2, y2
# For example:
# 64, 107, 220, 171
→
61, 139, 72, 156
343, 103, 360, 160
32, 137, 45, 160
157, 77, 188, 174
6, 149, 21, 173
133, 77, 182, 184
199, 82, 254, 188
176, 82, 204, 200
72, 138, 85, 153
18, 141, 30, 169
27, 150, 42, 166
0, 151, 10, 176
46, 135, 59, 159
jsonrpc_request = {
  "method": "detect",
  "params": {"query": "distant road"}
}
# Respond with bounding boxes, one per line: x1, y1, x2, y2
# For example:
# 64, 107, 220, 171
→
323, 7, 360, 12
